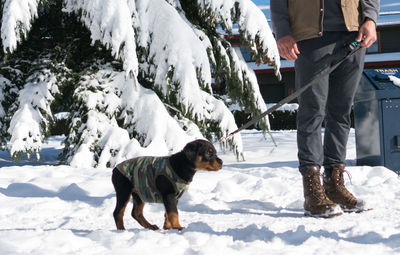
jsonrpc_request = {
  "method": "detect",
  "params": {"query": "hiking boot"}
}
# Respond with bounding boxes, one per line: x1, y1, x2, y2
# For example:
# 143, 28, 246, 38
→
323, 163, 365, 212
303, 166, 343, 218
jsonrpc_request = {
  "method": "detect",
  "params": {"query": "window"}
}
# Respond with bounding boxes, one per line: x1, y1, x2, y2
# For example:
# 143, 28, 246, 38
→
367, 40, 379, 53
367, 31, 380, 53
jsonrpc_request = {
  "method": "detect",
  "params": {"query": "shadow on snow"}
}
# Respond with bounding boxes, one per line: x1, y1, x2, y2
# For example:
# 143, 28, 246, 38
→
184, 222, 400, 248
0, 182, 113, 207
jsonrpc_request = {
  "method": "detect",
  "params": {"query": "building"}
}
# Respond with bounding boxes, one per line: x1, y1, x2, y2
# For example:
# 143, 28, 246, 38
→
239, 0, 400, 103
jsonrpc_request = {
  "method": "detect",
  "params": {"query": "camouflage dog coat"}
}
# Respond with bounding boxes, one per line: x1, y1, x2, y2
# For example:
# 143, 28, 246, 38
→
115, 156, 190, 203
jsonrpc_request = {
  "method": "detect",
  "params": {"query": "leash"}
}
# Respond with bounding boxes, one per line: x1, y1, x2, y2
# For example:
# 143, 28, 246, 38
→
220, 41, 363, 142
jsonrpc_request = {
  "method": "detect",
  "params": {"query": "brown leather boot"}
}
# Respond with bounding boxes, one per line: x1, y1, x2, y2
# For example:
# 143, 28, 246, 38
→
303, 166, 343, 217
323, 163, 365, 212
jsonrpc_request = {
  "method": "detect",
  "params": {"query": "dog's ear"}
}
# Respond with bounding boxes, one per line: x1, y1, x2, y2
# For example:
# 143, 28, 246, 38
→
182, 140, 200, 162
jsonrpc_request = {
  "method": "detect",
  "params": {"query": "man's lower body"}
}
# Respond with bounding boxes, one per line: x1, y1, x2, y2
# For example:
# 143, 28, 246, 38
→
295, 32, 366, 217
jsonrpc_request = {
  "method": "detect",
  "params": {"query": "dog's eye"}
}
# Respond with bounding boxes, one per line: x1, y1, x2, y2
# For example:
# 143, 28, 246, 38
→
207, 150, 215, 159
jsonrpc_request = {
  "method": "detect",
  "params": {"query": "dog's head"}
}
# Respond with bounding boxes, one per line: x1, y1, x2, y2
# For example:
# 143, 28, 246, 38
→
182, 139, 223, 171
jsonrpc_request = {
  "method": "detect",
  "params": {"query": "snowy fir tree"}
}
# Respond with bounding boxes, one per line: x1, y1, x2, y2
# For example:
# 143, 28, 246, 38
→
0, 0, 280, 168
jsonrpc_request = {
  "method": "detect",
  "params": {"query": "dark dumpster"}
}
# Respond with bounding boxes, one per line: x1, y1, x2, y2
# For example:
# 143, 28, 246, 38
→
354, 68, 400, 173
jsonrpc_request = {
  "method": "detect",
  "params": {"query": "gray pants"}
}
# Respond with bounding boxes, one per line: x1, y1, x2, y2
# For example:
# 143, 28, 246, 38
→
295, 32, 366, 175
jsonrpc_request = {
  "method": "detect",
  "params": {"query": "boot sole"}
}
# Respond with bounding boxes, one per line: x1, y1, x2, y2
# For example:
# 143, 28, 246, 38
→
304, 210, 343, 218
341, 199, 371, 213
343, 207, 373, 213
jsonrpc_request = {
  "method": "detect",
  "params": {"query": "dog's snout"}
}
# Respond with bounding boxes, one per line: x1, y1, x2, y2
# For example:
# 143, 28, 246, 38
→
217, 158, 223, 166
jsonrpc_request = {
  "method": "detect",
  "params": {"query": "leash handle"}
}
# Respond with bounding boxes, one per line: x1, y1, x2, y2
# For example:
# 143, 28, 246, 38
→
220, 42, 362, 142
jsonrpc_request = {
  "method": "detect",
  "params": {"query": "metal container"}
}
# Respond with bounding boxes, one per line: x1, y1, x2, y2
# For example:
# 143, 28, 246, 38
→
354, 68, 400, 173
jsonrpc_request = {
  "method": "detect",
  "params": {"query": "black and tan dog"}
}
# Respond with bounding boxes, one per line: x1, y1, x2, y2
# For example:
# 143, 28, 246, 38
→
112, 139, 223, 231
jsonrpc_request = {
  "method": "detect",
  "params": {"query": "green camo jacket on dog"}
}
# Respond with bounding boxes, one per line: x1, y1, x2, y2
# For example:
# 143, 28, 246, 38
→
116, 156, 190, 203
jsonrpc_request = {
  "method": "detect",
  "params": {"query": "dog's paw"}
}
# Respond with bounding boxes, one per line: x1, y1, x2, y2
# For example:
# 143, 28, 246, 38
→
163, 225, 184, 231
147, 224, 159, 230
175, 226, 184, 231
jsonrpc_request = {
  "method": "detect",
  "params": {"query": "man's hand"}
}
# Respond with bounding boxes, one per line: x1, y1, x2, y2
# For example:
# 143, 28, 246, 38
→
356, 18, 377, 48
277, 35, 300, 61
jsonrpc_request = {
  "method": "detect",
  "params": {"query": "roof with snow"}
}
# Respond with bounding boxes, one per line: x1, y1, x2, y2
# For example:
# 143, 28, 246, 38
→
253, 0, 400, 27
249, 52, 400, 73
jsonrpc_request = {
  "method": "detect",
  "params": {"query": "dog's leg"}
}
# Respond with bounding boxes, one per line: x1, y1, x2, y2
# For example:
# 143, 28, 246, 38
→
163, 212, 172, 229
131, 193, 159, 230
155, 175, 184, 230
112, 169, 132, 230
163, 194, 184, 231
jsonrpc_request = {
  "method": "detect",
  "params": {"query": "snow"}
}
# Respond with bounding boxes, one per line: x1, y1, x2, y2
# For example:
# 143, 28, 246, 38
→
1, 1, 282, 164
61, 0, 279, 162
7, 104, 42, 160
233, 46, 270, 121
53, 112, 70, 120
205, 0, 281, 76
135, 0, 212, 112
64, 68, 204, 168
266, 103, 298, 113
7, 68, 58, 161
389, 75, 400, 87
1, 129, 400, 254
63, 0, 139, 76
1, 0, 39, 53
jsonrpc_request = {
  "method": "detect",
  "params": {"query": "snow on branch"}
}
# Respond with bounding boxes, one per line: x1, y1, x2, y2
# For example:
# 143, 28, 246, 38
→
77, 68, 243, 167
65, 67, 203, 168
136, 0, 212, 107
196, 0, 281, 79
1, 0, 40, 53
134, 0, 245, 156
7, 68, 58, 161
231, 46, 269, 127
119, 76, 199, 156
65, 68, 124, 168
1, 0, 282, 165
207, 38, 270, 132
201, 90, 244, 157
63, 0, 139, 76
235, 0, 280, 75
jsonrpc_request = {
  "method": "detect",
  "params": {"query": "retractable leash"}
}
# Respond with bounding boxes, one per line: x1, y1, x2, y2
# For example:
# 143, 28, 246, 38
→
220, 41, 362, 142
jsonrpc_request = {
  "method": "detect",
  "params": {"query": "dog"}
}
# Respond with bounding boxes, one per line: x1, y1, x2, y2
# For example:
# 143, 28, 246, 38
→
112, 139, 223, 231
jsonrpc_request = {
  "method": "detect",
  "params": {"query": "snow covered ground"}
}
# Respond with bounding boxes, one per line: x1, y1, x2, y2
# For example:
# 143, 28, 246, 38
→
1, 129, 400, 254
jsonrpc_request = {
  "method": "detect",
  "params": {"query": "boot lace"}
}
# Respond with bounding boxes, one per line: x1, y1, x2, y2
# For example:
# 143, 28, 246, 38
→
343, 170, 353, 185
335, 169, 356, 203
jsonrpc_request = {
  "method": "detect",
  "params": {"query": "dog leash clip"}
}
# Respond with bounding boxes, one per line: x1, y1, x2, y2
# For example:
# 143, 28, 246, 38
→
348, 41, 361, 52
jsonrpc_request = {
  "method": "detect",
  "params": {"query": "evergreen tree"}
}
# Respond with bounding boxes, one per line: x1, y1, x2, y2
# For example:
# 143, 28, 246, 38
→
0, 0, 280, 167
